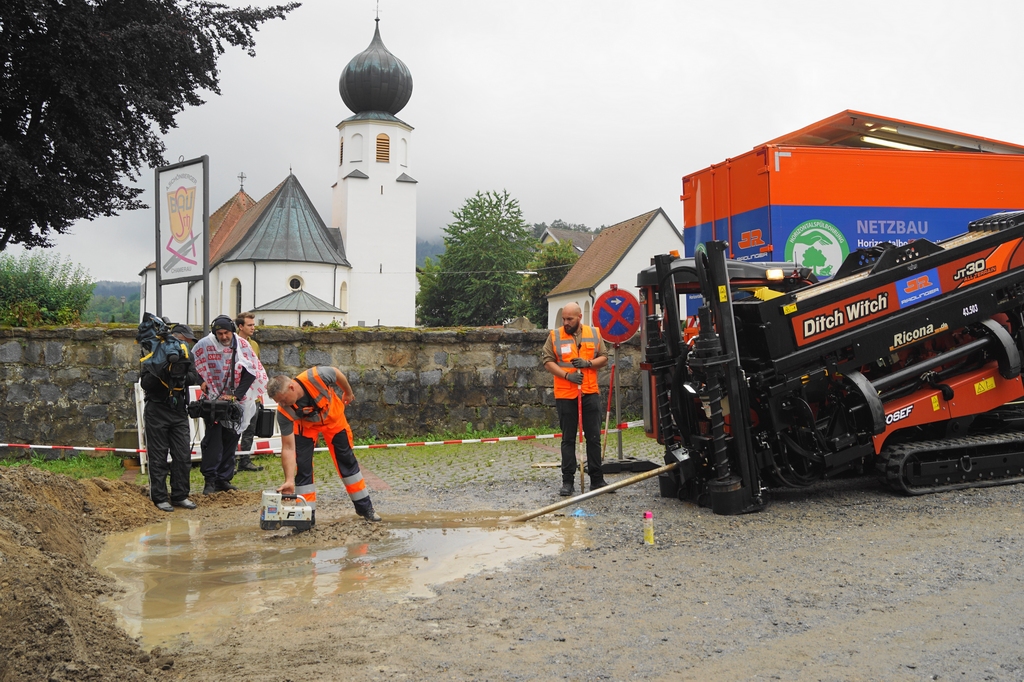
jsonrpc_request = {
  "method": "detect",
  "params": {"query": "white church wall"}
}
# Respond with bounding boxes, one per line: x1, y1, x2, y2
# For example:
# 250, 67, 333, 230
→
141, 269, 191, 325
333, 118, 417, 328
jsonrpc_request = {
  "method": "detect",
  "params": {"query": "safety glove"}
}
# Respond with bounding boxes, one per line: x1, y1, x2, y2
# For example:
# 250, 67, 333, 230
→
566, 371, 584, 385
570, 358, 592, 369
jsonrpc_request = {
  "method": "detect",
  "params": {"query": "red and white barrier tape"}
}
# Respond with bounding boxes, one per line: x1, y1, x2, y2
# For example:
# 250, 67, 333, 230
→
0, 420, 646, 456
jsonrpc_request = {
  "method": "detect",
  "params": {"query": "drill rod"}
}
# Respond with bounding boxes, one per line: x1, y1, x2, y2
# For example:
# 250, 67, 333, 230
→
510, 462, 679, 523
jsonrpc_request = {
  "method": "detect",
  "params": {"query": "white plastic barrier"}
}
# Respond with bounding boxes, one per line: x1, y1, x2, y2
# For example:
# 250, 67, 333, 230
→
136, 382, 281, 474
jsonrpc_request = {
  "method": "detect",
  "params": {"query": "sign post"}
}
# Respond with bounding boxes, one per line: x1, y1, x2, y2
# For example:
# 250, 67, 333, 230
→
593, 285, 657, 474
155, 156, 209, 331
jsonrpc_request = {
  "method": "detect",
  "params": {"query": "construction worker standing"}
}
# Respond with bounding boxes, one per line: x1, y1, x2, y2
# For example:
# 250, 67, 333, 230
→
267, 366, 381, 523
542, 302, 612, 496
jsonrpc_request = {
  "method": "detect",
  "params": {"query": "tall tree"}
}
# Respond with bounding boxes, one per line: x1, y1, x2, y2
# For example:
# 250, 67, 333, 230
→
416, 190, 534, 327
518, 240, 579, 327
0, 0, 298, 251
0, 251, 93, 325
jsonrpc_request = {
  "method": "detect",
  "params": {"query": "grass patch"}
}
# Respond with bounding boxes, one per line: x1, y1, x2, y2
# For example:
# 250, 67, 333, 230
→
0, 452, 127, 480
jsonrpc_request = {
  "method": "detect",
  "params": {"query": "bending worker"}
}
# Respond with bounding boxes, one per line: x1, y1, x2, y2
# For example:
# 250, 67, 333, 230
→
266, 366, 381, 523
542, 302, 612, 497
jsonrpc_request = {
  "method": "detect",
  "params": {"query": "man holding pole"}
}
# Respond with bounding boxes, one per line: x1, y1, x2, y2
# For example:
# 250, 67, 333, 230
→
542, 302, 611, 496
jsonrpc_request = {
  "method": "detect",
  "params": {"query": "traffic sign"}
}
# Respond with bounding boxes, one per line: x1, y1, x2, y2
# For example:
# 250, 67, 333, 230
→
593, 286, 641, 345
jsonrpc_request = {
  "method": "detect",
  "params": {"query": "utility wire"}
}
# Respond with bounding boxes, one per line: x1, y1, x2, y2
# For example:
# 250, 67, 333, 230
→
421, 263, 575, 276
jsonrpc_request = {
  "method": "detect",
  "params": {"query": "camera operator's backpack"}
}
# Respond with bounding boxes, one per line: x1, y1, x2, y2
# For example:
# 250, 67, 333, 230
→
136, 312, 193, 378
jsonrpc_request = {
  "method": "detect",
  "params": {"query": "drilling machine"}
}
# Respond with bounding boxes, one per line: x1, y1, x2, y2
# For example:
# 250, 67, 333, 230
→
639, 211, 1024, 514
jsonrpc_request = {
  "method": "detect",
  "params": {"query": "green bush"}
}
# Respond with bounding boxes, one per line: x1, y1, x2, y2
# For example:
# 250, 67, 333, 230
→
0, 252, 94, 326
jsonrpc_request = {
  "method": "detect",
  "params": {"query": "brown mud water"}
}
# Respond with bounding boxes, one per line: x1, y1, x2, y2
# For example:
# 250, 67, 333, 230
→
94, 512, 589, 648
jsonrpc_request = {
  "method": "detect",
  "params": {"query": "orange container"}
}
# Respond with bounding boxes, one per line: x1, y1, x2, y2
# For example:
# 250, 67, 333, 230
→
682, 110, 1024, 280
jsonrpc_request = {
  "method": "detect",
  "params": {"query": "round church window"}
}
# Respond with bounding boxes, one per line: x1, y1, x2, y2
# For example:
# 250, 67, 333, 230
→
289, 277, 303, 291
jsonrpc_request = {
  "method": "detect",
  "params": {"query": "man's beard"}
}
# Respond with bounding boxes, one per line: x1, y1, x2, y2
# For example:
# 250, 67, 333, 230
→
563, 322, 579, 335
218, 336, 232, 347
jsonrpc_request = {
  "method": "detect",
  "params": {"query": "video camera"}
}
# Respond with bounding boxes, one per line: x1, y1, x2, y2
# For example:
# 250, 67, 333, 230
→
186, 397, 243, 423
137, 313, 193, 379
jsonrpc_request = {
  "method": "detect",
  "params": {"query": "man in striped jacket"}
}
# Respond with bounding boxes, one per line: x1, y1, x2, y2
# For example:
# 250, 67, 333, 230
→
267, 366, 381, 523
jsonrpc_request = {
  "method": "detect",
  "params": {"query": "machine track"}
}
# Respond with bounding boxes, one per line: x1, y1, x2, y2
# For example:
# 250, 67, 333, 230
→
879, 433, 1024, 495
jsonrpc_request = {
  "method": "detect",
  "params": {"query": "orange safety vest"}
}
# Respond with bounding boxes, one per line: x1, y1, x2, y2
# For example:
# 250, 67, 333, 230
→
276, 367, 351, 438
550, 325, 600, 399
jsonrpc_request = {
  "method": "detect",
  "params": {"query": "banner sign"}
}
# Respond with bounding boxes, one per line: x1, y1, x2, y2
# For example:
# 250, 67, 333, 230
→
156, 157, 207, 284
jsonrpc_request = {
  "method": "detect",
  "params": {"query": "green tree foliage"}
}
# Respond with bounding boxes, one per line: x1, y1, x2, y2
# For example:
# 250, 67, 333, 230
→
518, 240, 579, 327
417, 190, 534, 327
0, 0, 298, 251
82, 292, 141, 323
0, 252, 94, 325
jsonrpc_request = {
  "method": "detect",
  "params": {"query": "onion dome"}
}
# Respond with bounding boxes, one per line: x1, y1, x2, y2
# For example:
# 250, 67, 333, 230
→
339, 19, 413, 116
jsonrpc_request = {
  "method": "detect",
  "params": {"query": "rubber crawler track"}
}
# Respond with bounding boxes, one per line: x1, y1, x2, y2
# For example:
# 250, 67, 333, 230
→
880, 433, 1024, 495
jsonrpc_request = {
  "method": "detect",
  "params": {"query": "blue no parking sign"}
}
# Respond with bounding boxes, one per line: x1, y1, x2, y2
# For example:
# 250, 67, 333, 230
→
592, 287, 641, 345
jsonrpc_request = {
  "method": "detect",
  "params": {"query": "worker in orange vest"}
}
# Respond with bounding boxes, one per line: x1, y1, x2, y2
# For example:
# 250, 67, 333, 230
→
267, 366, 381, 524
542, 302, 612, 496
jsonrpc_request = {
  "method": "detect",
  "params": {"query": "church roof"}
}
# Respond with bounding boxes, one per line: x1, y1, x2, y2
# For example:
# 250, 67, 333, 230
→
209, 189, 256, 240
252, 289, 345, 313
213, 174, 350, 267
339, 19, 413, 116
548, 209, 680, 297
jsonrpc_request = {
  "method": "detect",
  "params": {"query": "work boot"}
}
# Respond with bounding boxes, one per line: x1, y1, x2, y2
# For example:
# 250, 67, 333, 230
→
202, 479, 217, 495
155, 502, 174, 512
236, 456, 263, 472
559, 482, 574, 497
358, 506, 382, 522
172, 498, 197, 509
215, 480, 239, 492
591, 479, 616, 494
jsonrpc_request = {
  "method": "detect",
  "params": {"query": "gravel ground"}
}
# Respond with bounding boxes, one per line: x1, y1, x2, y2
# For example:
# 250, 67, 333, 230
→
178, 431, 1024, 681
6, 429, 1024, 681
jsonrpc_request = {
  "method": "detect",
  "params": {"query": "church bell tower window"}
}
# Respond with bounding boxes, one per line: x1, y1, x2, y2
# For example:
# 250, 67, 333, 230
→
339, 138, 344, 165
376, 133, 390, 162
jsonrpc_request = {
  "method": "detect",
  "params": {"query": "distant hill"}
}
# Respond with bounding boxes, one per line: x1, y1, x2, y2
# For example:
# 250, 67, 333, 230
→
83, 281, 141, 323
417, 239, 445, 267
92, 281, 140, 299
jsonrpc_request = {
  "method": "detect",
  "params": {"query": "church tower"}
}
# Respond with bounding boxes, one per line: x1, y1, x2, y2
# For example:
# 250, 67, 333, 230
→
331, 18, 417, 327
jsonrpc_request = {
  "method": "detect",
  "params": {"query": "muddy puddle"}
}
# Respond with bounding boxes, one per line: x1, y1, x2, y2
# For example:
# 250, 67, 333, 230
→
94, 511, 588, 647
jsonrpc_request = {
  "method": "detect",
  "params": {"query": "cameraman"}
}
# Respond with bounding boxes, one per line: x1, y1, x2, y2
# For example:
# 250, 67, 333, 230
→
192, 315, 268, 494
140, 323, 201, 512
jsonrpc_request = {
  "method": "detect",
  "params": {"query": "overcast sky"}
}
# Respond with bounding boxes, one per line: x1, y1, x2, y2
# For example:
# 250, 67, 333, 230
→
24, 0, 1024, 282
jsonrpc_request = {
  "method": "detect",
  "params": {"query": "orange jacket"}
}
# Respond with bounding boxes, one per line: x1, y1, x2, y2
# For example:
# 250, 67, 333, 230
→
550, 325, 600, 398
276, 366, 351, 438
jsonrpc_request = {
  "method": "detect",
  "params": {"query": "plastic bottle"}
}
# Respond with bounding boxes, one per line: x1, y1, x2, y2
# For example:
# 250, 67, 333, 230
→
643, 510, 654, 545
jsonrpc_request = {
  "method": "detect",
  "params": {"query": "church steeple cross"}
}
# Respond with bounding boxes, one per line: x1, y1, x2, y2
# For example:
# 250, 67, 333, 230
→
237, 172, 246, 191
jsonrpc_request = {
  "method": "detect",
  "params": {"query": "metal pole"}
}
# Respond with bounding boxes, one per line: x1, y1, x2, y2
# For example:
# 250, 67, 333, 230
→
202, 155, 210, 334
577, 386, 584, 493
615, 344, 623, 459
510, 461, 678, 523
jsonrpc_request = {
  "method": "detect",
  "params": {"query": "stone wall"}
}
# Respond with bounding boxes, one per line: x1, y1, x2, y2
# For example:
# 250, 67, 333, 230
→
0, 327, 643, 450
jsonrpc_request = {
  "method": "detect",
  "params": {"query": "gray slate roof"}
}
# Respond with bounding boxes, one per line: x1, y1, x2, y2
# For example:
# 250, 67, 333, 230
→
252, 289, 345, 313
222, 174, 350, 266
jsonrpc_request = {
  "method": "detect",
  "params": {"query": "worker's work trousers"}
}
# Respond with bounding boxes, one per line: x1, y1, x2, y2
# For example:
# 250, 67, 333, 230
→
556, 393, 603, 483
144, 401, 192, 504
293, 428, 372, 515
200, 421, 241, 483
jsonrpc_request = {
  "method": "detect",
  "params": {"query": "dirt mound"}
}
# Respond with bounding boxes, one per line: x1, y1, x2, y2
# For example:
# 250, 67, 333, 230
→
277, 514, 390, 547
0, 466, 254, 681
